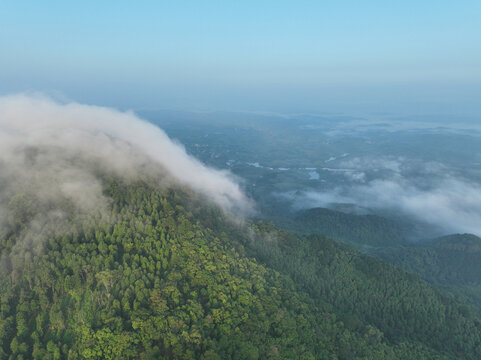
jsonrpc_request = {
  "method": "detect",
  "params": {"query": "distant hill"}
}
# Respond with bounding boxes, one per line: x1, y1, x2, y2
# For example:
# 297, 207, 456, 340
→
374, 233, 481, 309
286, 207, 407, 248
375, 234, 481, 286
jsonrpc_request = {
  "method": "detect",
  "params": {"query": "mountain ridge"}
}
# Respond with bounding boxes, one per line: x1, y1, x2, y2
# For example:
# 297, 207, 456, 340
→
1, 179, 480, 359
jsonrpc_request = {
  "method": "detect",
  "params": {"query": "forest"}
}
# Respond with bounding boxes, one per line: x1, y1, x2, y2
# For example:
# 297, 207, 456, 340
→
2, 1, 481, 359
374, 234, 481, 309
1, 178, 481, 359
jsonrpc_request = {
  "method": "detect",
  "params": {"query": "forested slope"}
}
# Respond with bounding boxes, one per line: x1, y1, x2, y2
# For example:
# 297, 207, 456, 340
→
245, 223, 481, 359
374, 234, 481, 309
0, 180, 480, 359
278, 207, 406, 248
375, 234, 481, 285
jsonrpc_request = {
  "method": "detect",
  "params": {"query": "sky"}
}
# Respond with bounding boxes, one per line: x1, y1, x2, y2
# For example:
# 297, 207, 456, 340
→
1, 1, 481, 113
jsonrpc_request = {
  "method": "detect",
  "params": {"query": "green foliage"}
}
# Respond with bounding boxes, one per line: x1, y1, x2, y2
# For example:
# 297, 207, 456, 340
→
247, 223, 481, 359
0, 180, 478, 359
376, 234, 481, 285
287, 207, 406, 248
375, 234, 481, 310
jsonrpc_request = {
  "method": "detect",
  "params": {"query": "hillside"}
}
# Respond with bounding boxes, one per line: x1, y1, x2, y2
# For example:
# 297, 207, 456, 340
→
1, 179, 480, 359
375, 234, 481, 285
277, 207, 407, 248
374, 234, 481, 308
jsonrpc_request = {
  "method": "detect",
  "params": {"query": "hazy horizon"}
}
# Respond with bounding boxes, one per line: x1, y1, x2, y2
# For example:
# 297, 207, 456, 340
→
1, 1, 480, 115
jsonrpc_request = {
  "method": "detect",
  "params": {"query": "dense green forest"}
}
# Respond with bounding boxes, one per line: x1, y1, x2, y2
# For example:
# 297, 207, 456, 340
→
374, 234, 481, 309
245, 223, 481, 358
1, 179, 481, 359
280, 207, 407, 248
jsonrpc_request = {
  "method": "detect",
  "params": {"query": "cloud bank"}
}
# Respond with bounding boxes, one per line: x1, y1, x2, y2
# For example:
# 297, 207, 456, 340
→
0, 94, 253, 231
287, 157, 481, 237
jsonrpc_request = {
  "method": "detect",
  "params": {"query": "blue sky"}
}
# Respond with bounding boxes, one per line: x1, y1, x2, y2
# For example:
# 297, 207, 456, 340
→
1, 1, 480, 114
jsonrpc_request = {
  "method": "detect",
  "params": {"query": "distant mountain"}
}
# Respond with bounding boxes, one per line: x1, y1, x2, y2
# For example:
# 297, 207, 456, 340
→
248, 223, 481, 359
286, 207, 407, 248
375, 234, 481, 286
374, 233, 481, 309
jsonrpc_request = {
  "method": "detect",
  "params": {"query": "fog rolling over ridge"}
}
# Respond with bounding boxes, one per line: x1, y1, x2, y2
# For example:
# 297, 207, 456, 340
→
0, 94, 253, 241
287, 156, 481, 238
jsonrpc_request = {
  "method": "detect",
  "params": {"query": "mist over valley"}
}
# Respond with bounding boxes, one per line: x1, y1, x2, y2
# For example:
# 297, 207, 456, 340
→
142, 109, 481, 240
2, 1, 481, 359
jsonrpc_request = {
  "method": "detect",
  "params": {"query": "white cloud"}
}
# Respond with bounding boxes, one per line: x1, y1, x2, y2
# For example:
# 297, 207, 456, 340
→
290, 163, 481, 237
0, 93, 253, 223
